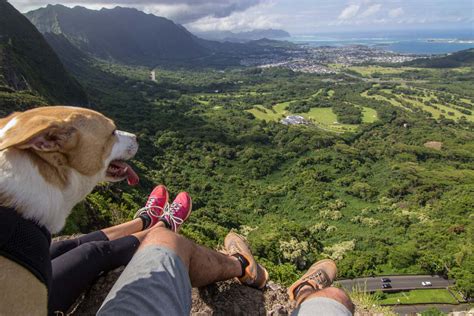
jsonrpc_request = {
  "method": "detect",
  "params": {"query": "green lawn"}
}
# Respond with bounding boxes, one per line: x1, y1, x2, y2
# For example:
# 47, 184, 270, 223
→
361, 107, 378, 123
248, 102, 367, 133
349, 66, 419, 76
461, 98, 474, 105
361, 90, 411, 111
305, 107, 337, 124
246, 105, 284, 121
363, 88, 474, 122
401, 92, 474, 121
378, 289, 458, 305
303, 108, 358, 132
248, 98, 377, 133
197, 99, 210, 105
273, 101, 291, 114
311, 89, 323, 97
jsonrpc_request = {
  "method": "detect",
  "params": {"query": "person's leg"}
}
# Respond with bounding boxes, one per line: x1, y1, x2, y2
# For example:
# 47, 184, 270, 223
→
141, 227, 243, 287
50, 219, 143, 259
292, 287, 354, 316
50, 222, 167, 314
50, 185, 172, 313
98, 228, 267, 315
50, 185, 169, 259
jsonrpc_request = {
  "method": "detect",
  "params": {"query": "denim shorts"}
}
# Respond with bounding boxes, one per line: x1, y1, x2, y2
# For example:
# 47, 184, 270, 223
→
98, 245, 192, 316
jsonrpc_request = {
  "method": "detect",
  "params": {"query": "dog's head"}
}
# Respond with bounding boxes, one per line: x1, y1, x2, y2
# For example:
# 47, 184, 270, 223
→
0, 106, 139, 232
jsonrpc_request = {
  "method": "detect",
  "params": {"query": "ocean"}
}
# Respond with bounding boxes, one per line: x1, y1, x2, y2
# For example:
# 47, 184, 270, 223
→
284, 29, 474, 55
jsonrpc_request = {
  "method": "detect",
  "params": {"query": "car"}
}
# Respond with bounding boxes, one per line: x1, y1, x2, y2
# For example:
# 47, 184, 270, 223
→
382, 283, 392, 289
422, 281, 432, 287
381, 278, 391, 283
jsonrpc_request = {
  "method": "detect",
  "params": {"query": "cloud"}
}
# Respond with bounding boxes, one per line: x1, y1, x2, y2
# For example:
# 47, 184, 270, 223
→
14, 0, 267, 23
359, 3, 381, 18
389, 7, 404, 18
338, 4, 360, 20
188, 2, 280, 31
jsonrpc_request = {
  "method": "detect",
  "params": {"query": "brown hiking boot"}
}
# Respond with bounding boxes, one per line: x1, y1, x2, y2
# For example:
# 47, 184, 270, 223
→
287, 259, 337, 302
224, 232, 269, 289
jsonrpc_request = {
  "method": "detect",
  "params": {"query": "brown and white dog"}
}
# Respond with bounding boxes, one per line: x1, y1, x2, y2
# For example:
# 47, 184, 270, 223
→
0, 106, 139, 314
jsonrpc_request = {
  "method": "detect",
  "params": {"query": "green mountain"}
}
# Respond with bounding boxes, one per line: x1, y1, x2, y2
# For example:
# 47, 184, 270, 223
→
195, 28, 291, 42
26, 5, 211, 66
0, 0, 87, 112
25, 5, 296, 68
405, 48, 474, 68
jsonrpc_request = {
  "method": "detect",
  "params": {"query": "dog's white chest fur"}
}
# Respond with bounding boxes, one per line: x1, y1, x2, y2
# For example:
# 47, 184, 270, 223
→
0, 149, 102, 233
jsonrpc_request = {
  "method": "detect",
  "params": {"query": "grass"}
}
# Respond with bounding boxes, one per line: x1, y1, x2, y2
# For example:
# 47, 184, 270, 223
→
197, 99, 210, 105
361, 107, 378, 123
361, 90, 411, 111
364, 87, 474, 122
311, 89, 323, 97
450, 67, 472, 73
378, 289, 458, 305
349, 66, 419, 76
461, 98, 474, 105
246, 105, 285, 121
448, 287, 467, 302
303, 108, 358, 132
247, 100, 370, 133
349, 285, 396, 315
273, 101, 291, 114
305, 107, 338, 124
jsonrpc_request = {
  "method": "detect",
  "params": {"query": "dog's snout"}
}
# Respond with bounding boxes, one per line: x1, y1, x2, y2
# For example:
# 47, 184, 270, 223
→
114, 130, 138, 159
116, 130, 136, 139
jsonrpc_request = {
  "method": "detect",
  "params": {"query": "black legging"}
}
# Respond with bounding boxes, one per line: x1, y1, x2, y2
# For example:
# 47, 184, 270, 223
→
49, 231, 140, 314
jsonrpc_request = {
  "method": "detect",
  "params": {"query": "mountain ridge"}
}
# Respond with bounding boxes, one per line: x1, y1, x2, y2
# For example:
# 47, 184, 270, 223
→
26, 5, 211, 66
404, 48, 474, 68
25, 5, 295, 68
0, 0, 87, 112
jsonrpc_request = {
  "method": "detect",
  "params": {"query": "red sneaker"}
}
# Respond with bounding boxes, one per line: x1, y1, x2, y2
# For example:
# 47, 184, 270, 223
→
134, 185, 169, 228
161, 192, 192, 232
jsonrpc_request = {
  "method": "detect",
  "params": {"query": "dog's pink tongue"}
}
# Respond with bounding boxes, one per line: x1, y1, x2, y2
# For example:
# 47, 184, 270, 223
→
125, 164, 139, 186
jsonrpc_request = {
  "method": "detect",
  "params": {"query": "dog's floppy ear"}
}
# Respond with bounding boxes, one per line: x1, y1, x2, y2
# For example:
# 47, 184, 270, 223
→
0, 115, 78, 152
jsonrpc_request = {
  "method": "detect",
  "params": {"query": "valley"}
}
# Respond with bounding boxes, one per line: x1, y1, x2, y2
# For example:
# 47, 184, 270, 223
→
52, 55, 473, 302
0, 2, 473, 311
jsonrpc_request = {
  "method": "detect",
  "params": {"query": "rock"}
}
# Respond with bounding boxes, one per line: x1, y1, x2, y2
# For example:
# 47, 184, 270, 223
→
70, 269, 296, 315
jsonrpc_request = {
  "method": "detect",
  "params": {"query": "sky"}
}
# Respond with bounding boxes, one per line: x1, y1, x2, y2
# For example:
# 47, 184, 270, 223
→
8, 0, 474, 34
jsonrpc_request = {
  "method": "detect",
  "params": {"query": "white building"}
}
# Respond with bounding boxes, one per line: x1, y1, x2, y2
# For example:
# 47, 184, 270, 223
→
150, 70, 156, 82
281, 115, 310, 125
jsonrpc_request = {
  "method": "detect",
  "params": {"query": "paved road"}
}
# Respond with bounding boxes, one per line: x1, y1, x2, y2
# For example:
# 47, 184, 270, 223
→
336, 275, 454, 292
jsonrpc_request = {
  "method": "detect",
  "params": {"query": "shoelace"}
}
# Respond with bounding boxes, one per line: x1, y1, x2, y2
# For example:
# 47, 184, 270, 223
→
134, 198, 165, 219
162, 202, 184, 228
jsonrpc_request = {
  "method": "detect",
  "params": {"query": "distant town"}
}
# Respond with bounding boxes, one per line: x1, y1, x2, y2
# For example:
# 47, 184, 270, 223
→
242, 45, 421, 74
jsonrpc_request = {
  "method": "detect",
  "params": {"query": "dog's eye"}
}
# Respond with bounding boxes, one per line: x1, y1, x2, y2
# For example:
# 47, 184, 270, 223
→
112, 130, 117, 136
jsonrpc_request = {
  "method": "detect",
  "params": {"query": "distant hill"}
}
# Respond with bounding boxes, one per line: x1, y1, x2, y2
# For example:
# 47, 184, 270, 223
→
26, 6, 295, 68
26, 5, 211, 66
195, 29, 291, 42
0, 0, 87, 109
405, 48, 474, 68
